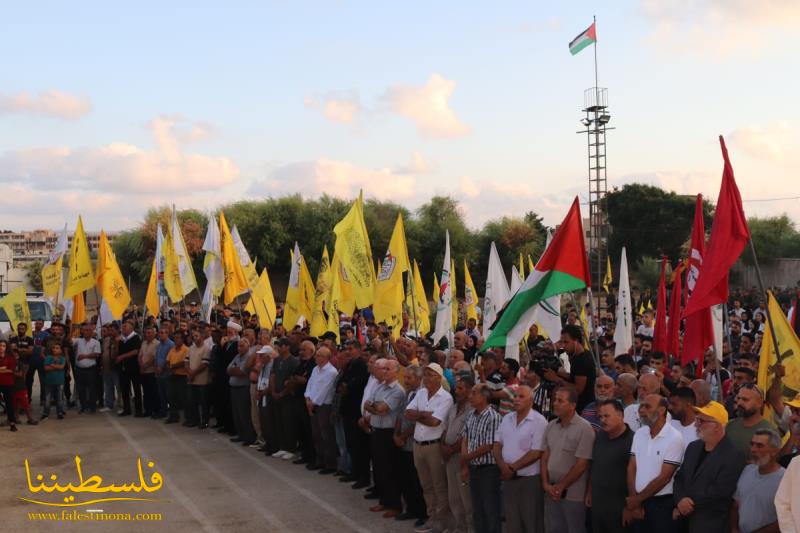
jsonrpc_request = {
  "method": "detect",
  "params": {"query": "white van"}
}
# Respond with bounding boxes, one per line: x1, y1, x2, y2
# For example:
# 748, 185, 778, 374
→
0, 293, 54, 337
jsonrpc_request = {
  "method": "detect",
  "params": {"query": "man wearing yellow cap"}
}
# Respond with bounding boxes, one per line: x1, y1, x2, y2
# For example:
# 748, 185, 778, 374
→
672, 401, 746, 532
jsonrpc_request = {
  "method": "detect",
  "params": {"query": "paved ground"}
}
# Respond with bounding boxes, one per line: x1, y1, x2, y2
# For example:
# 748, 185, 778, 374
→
0, 403, 414, 533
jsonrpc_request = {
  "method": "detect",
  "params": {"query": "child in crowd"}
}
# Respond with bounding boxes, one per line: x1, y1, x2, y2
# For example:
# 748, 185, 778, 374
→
43, 344, 66, 420
12, 345, 38, 425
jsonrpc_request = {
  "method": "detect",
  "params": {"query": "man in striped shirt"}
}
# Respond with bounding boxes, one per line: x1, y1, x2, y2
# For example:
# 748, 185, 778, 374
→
461, 383, 503, 533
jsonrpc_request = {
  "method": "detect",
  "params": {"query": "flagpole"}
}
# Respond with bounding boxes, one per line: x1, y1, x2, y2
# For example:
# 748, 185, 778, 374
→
407, 266, 419, 338
747, 239, 782, 361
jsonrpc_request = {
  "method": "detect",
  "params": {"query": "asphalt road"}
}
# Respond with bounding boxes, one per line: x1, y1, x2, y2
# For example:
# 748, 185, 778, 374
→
0, 403, 413, 533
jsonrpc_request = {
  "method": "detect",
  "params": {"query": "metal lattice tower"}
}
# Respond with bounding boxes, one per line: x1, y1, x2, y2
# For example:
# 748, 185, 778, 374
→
578, 87, 613, 304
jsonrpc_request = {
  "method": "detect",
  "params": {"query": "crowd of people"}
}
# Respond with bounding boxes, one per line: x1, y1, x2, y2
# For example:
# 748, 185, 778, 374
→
1, 290, 800, 533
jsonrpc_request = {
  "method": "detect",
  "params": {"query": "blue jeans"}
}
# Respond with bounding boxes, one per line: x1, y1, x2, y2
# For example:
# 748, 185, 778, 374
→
103, 370, 119, 409
44, 384, 64, 416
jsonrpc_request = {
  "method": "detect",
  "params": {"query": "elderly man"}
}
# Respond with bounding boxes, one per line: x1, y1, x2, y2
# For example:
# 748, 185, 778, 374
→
305, 347, 339, 475
405, 363, 454, 533
689, 379, 712, 408
615, 373, 638, 408
494, 384, 547, 533
212, 320, 241, 434
462, 383, 503, 533
727, 384, 777, 455
228, 338, 257, 446
395, 364, 428, 525
732, 428, 784, 533
363, 358, 405, 516
589, 400, 634, 533
580, 375, 615, 432
672, 401, 746, 532
541, 385, 595, 533
441, 374, 475, 533
624, 373, 661, 432
625, 394, 684, 532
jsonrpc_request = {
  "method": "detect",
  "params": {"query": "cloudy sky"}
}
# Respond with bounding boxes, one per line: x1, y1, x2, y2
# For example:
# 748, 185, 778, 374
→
1, 0, 799, 232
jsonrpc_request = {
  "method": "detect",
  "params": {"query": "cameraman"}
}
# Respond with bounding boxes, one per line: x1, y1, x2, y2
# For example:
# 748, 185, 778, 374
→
542, 325, 597, 412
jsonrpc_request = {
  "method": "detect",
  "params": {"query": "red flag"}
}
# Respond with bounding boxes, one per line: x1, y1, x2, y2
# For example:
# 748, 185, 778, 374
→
682, 194, 715, 367
684, 136, 750, 317
652, 257, 668, 353
666, 261, 685, 359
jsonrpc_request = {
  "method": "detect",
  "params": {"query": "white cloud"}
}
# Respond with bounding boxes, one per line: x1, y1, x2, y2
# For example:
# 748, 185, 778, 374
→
382, 74, 470, 138
640, 0, 800, 57
249, 157, 418, 201
0, 114, 239, 193
394, 152, 431, 175
304, 91, 362, 124
728, 122, 795, 161
0, 89, 92, 119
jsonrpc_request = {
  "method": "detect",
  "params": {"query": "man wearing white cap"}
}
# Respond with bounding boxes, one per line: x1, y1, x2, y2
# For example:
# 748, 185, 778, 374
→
405, 363, 454, 533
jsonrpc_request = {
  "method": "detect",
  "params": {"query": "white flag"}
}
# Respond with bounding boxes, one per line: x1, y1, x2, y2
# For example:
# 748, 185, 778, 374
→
531, 230, 562, 342
231, 226, 253, 268
171, 207, 198, 296
613, 247, 633, 353
156, 224, 167, 297
48, 224, 69, 265
483, 242, 510, 336
510, 265, 522, 294
711, 304, 724, 361
432, 231, 452, 345
202, 213, 224, 297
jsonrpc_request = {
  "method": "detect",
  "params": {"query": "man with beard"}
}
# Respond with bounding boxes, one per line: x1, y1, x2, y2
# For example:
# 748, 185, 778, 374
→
732, 428, 784, 533
672, 401, 746, 532
580, 375, 614, 432
726, 384, 777, 455
625, 394, 684, 532
212, 321, 241, 434
669, 387, 699, 452
589, 399, 634, 533
725, 367, 756, 419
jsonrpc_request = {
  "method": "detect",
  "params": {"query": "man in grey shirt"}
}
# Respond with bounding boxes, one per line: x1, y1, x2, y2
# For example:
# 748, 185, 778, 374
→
228, 338, 256, 445
364, 358, 406, 517
732, 428, 784, 533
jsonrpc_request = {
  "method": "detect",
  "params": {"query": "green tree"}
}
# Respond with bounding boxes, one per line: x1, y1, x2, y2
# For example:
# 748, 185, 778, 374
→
604, 184, 713, 266
745, 215, 800, 265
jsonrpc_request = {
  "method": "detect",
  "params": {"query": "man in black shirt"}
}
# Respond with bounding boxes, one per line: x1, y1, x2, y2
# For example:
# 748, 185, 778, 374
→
338, 341, 370, 485
544, 325, 597, 412
287, 340, 317, 466
590, 399, 634, 533
117, 320, 142, 416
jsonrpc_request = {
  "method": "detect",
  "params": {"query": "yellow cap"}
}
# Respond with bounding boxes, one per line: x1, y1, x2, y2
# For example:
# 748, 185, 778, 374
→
785, 393, 800, 409
693, 400, 729, 425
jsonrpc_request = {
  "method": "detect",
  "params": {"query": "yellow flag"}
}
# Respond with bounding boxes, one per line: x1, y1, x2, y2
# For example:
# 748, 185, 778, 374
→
220, 212, 249, 305
0, 286, 31, 332
72, 292, 86, 324
432, 272, 440, 304
310, 247, 334, 336
96, 230, 131, 319
64, 216, 95, 299
405, 260, 430, 336
647, 300, 653, 310
328, 251, 355, 319
758, 292, 800, 416
162, 222, 184, 303
464, 259, 478, 321
451, 259, 458, 328
245, 267, 277, 329
374, 214, 410, 338
145, 258, 160, 317
638, 302, 645, 315
42, 257, 63, 302
527, 255, 535, 276
333, 192, 375, 308
284, 245, 315, 328
518, 253, 525, 280
603, 255, 613, 293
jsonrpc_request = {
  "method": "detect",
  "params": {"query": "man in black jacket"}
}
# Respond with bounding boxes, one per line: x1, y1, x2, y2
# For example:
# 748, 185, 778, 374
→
672, 401, 745, 532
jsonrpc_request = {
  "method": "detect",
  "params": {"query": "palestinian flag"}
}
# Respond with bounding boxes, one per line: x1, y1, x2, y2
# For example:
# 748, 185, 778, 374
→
569, 22, 597, 56
483, 197, 591, 350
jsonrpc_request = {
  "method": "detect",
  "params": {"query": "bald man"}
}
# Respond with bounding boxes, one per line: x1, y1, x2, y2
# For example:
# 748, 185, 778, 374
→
580, 375, 615, 432
624, 373, 663, 432
304, 347, 339, 474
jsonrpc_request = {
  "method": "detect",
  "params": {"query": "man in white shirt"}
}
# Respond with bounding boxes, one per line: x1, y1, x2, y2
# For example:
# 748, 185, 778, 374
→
776, 455, 800, 533
625, 394, 684, 532
494, 384, 547, 533
304, 347, 339, 474
72, 323, 101, 414
669, 387, 699, 452
624, 373, 663, 432
404, 363, 454, 533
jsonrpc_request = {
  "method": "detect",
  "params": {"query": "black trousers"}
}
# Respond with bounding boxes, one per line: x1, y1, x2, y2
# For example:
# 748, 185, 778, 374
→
119, 370, 142, 415
75, 366, 97, 411
398, 449, 427, 518
370, 428, 401, 509
592, 498, 629, 533
470, 465, 502, 533
212, 378, 233, 432
275, 395, 297, 452
140, 373, 158, 415
344, 415, 371, 484
259, 399, 278, 453
186, 384, 209, 425
167, 375, 186, 422
632, 495, 674, 533
294, 396, 315, 463
230, 385, 256, 443
310, 404, 337, 469
0, 385, 16, 424
26, 360, 45, 405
